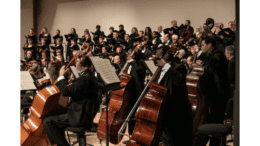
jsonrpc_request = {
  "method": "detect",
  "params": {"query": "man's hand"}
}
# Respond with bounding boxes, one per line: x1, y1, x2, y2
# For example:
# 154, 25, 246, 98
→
156, 59, 166, 67
127, 55, 132, 60
220, 35, 224, 39
59, 66, 69, 77
224, 31, 230, 35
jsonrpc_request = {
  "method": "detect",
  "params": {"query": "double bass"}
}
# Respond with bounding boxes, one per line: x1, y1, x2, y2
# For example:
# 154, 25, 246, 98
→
21, 49, 90, 146
97, 39, 148, 144
117, 46, 177, 146
186, 18, 214, 146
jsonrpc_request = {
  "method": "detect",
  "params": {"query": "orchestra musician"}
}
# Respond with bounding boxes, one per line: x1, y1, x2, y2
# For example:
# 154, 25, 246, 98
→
185, 20, 194, 35
39, 27, 51, 46
153, 45, 193, 146
200, 36, 230, 146
163, 34, 172, 46
144, 27, 152, 41
109, 46, 127, 64
23, 51, 35, 63
124, 34, 133, 52
157, 26, 165, 43
122, 45, 146, 144
99, 46, 109, 59
43, 56, 99, 146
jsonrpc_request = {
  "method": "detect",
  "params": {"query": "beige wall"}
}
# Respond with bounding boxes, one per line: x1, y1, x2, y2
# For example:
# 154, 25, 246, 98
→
35, 0, 235, 42
21, 0, 34, 59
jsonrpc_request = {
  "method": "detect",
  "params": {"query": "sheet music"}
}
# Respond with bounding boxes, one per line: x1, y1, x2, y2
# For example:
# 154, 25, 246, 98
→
144, 60, 158, 75
70, 66, 80, 78
20, 71, 37, 90
90, 57, 120, 85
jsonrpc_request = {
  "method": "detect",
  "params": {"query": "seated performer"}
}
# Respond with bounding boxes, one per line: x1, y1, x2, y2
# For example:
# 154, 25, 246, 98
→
154, 45, 193, 146
43, 56, 99, 146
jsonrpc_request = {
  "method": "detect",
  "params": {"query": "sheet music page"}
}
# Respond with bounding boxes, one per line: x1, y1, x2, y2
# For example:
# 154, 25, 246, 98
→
20, 71, 37, 90
70, 66, 80, 78
90, 57, 120, 85
144, 60, 158, 75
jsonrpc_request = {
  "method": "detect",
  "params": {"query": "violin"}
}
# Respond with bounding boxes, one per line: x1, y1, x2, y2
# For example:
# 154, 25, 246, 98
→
21, 49, 91, 146
117, 46, 177, 146
24, 61, 42, 71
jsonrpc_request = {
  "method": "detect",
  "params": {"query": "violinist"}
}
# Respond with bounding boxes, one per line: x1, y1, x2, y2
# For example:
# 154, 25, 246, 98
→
53, 29, 63, 45
170, 20, 179, 36
23, 51, 36, 63
26, 28, 37, 45
39, 27, 51, 46
124, 34, 133, 52
185, 20, 194, 35
118, 24, 126, 40
153, 45, 193, 146
43, 56, 99, 146
158, 26, 164, 43
163, 34, 172, 46
111, 55, 124, 75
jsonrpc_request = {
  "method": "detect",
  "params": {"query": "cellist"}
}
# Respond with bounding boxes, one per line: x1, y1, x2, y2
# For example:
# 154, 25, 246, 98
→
153, 45, 193, 146
43, 56, 99, 146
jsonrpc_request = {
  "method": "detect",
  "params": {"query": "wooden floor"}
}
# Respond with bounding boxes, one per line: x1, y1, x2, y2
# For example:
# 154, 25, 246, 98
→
64, 112, 234, 146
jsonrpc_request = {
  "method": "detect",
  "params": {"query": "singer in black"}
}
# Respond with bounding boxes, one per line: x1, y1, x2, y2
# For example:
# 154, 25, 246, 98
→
43, 56, 99, 146
154, 45, 193, 146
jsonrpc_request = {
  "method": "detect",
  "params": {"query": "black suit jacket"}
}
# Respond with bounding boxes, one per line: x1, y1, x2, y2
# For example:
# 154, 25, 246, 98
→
125, 39, 133, 52
56, 69, 99, 127
228, 57, 235, 85
150, 38, 162, 52
155, 62, 193, 128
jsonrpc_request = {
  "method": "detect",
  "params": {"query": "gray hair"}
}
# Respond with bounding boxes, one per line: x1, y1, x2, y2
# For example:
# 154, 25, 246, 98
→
172, 34, 178, 40
226, 45, 235, 56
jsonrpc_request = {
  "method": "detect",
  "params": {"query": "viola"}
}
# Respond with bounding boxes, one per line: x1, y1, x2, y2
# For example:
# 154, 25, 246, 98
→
117, 46, 177, 146
20, 49, 91, 146
24, 61, 42, 71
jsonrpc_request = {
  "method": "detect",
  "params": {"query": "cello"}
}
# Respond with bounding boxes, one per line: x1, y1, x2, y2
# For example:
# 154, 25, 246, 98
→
20, 49, 90, 146
97, 39, 148, 144
117, 46, 177, 146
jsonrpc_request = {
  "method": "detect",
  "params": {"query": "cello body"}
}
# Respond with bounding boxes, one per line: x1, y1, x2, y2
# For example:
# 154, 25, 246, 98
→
97, 70, 132, 144
21, 85, 69, 146
126, 81, 167, 146
186, 64, 209, 146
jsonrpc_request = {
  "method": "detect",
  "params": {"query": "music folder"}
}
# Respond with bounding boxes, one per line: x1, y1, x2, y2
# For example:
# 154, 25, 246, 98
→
20, 71, 37, 91
143, 60, 158, 75
89, 56, 122, 92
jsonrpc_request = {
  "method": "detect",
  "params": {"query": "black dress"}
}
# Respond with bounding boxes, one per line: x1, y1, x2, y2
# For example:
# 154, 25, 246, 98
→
39, 34, 51, 46
67, 44, 79, 61
53, 34, 63, 45
51, 44, 64, 57
27, 35, 37, 44
38, 45, 50, 59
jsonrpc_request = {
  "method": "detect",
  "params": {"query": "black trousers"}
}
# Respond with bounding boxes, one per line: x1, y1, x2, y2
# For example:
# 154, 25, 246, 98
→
43, 113, 71, 146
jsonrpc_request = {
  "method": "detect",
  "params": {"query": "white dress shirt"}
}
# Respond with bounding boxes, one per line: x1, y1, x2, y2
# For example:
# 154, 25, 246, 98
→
157, 63, 171, 84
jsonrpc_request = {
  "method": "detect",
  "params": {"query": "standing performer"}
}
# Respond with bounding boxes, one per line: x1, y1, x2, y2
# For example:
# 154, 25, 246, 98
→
43, 56, 99, 146
154, 45, 193, 146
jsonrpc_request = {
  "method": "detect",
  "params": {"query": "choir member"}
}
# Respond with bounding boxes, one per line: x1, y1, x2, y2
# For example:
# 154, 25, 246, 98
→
130, 27, 138, 39
23, 51, 35, 63
53, 29, 63, 45
118, 24, 126, 40
107, 27, 114, 39
144, 27, 152, 40
65, 28, 78, 52
124, 34, 133, 52
38, 38, 50, 59
39, 27, 51, 46
99, 46, 109, 59
67, 38, 79, 61
150, 31, 162, 52
26, 28, 37, 45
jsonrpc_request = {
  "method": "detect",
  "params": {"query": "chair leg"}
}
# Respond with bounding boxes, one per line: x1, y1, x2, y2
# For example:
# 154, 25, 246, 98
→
66, 131, 72, 146
77, 131, 86, 146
